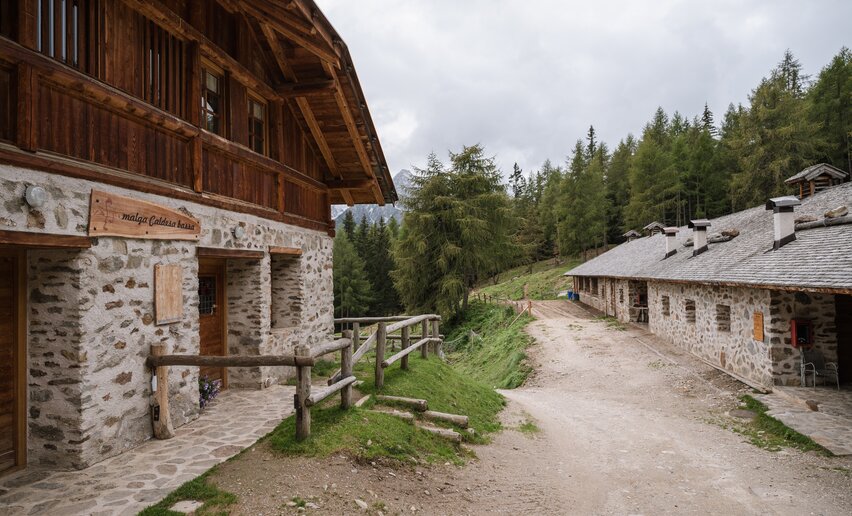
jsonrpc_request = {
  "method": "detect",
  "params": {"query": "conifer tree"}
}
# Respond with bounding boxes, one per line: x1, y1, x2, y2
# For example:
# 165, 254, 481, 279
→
341, 210, 356, 241
333, 232, 372, 318
808, 46, 852, 173
393, 146, 516, 317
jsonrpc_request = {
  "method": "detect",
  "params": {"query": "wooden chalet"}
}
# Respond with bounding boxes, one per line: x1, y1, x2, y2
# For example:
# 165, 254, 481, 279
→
0, 0, 396, 475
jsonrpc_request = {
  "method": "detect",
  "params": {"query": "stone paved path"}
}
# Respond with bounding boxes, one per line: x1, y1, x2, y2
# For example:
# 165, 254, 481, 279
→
0, 385, 295, 515
757, 386, 852, 456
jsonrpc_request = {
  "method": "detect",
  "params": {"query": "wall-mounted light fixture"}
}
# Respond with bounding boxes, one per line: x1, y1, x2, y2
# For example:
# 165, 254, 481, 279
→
24, 185, 48, 209
232, 225, 246, 240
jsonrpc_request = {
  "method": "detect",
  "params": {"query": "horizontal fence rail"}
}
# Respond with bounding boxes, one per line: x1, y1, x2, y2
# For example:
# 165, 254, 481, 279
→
148, 315, 445, 443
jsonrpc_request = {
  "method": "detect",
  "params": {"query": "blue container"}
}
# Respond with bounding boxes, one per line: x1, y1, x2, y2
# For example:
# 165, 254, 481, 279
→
574, 293, 580, 302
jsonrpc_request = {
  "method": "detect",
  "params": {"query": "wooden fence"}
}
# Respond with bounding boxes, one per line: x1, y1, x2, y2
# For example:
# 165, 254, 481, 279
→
146, 315, 443, 441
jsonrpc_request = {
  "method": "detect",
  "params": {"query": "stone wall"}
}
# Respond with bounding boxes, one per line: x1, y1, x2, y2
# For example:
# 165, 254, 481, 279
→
767, 291, 837, 386
574, 276, 632, 323
1, 164, 334, 469
648, 282, 774, 388
27, 249, 87, 469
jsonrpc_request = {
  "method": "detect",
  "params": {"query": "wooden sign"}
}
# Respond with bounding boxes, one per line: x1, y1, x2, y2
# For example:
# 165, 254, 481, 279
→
155, 264, 183, 325
89, 190, 200, 240
753, 312, 764, 341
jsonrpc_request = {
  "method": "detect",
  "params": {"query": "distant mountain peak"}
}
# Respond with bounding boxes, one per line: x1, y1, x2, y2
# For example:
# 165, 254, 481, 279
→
333, 169, 411, 226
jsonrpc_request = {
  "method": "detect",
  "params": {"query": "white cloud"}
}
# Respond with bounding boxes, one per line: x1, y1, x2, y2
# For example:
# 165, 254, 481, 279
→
318, 0, 851, 176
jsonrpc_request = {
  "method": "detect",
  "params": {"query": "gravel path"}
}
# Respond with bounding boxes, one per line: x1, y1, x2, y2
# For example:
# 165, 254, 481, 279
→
212, 300, 852, 515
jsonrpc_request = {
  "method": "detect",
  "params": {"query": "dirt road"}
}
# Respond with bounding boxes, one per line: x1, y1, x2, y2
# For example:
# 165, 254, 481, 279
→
214, 300, 852, 515
444, 300, 852, 514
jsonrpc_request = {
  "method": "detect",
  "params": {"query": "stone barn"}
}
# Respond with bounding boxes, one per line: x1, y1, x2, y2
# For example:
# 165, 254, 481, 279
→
567, 167, 851, 390
0, 0, 396, 474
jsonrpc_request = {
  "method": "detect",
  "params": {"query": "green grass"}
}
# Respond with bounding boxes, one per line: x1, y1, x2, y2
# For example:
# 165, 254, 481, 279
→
268, 354, 504, 465
595, 315, 626, 331
444, 302, 535, 389
475, 257, 581, 301
733, 395, 831, 454
138, 468, 236, 516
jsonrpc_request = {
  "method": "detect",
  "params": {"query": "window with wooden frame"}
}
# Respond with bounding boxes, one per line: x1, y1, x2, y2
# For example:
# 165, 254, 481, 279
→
0, 0, 16, 39
35, 0, 97, 70
685, 299, 696, 323
201, 63, 225, 136
247, 93, 267, 155
0, 66, 11, 141
143, 18, 186, 117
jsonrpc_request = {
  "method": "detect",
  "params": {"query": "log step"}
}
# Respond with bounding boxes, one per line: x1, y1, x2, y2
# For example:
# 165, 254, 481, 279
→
369, 408, 415, 421
423, 410, 469, 428
354, 394, 371, 408
415, 423, 462, 442
375, 395, 428, 412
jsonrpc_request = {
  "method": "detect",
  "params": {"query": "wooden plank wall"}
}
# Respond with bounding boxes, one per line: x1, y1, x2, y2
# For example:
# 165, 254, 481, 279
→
0, 0, 334, 230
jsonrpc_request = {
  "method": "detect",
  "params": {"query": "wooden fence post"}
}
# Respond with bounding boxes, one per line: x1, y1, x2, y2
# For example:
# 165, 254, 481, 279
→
352, 322, 360, 351
150, 344, 175, 439
432, 319, 441, 356
401, 324, 410, 370
341, 330, 353, 409
421, 319, 429, 359
375, 323, 386, 389
295, 344, 311, 441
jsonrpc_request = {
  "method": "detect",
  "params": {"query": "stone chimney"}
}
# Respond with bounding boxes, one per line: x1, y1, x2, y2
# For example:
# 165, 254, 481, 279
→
663, 227, 679, 258
765, 196, 801, 249
688, 219, 711, 256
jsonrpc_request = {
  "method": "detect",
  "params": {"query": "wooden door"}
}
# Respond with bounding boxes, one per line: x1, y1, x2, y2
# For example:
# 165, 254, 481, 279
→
198, 259, 227, 387
0, 250, 23, 474
836, 295, 852, 384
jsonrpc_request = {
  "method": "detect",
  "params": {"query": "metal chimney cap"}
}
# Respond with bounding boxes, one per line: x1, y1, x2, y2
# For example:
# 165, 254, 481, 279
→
765, 196, 801, 210
688, 219, 711, 229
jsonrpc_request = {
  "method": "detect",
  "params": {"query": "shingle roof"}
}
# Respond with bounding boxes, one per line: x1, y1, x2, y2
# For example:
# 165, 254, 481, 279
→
784, 163, 848, 184
566, 183, 852, 292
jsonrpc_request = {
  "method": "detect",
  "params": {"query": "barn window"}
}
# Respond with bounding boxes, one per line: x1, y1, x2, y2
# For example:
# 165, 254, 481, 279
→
0, 0, 16, 39
618, 288, 624, 304
0, 66, 10, 142
201, 65, 225, 135
591, 277, 599, 295
36, 0, 103, 72
661, 295, 670, 316
685, 299, 696, 323
247, 93, 267, 155
198, 276, 216, 315
143, 19, 186, 116
716, 304, 731, 332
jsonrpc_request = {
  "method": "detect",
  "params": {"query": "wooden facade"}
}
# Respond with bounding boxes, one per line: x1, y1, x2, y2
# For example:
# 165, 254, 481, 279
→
0, 0, 396, 235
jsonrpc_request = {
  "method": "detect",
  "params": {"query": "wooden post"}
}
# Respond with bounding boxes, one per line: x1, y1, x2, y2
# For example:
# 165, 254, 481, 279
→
150, 344, 175, 439
341, 331, 353, 409
352, 322, 360, 351
375, 323, 386, 389
401, 324, 410, 370
432, 319, 441, 356
421, 320, 429, 359
295, 344, 311, 441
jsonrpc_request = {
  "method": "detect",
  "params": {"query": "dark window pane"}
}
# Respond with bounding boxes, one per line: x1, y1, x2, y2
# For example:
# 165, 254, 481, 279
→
198, 276, 216, 315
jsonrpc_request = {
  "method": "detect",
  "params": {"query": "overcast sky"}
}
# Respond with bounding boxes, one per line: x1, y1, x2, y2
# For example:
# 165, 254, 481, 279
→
318, 0, 851, 177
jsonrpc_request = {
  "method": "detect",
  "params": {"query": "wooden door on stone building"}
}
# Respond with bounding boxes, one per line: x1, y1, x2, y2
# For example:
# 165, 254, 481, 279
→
198, 259, 227, 388
0, 250, 24, 474
836, 295, 852, 385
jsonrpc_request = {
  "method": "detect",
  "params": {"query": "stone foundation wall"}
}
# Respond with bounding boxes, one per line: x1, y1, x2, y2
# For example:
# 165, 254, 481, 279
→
648, 282, 774, 387
1, 164, 334, 469
27, 249, 87, 469
767, 291, 837, 386
574, 276, 632, 323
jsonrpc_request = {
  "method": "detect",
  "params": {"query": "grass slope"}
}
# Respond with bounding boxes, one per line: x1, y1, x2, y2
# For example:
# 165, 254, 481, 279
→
139, 467, 236, 516
476, 258, 581, 300
444, 302, 535, 389
736, 395, 831, 454
269, 354, 504, 465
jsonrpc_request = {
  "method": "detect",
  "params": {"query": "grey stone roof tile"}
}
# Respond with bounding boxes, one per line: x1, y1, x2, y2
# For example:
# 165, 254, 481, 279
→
566, 183, 852, 291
